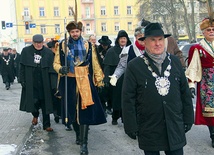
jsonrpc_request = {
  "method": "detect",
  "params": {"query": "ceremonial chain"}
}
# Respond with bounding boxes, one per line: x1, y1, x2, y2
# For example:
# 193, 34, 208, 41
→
2, 55, 10, 65
142, 55, 171, 96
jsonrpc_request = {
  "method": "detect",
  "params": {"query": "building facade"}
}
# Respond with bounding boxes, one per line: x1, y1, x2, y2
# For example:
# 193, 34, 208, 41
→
14, 0, 139, 48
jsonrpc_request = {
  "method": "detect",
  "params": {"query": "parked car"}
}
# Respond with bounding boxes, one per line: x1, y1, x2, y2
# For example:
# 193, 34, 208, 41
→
179, 43, 197, 68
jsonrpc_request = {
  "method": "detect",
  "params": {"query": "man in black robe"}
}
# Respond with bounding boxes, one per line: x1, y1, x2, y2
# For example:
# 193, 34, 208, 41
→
19, 34, 54, 132
0, 48, 15, 90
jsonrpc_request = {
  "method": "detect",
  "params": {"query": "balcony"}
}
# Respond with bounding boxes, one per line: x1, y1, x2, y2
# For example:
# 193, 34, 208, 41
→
22, 15, 33, 22
81, 0, 94, 3
81, 14, 95, 20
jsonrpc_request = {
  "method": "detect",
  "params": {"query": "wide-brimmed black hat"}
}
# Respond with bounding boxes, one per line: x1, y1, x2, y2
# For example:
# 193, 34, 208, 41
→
138, 23, 171, 41
98, 36, 112, 46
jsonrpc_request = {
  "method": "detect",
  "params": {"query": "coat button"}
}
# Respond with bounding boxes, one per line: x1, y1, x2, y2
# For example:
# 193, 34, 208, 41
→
163, 101, 166, 104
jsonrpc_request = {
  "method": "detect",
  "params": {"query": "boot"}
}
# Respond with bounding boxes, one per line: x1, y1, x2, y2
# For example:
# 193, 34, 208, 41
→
208, 126, 214, 148
72, 122, 80, 145
80, 125, 89, 155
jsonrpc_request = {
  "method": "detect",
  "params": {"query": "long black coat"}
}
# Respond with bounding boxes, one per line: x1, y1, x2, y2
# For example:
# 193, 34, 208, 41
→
0, 54, 15, 83
19, 45, 54, 114
103, 45, 124, 110
122, 53, 194, 151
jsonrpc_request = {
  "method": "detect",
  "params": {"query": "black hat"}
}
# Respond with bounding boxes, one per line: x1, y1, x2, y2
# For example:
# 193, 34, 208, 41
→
47, 40, 58, 48
98, 36, 112, 46
138, 23, 171, 41
141, 18, 151, 27
32, 34, 44, 42
3, 48, 9, 51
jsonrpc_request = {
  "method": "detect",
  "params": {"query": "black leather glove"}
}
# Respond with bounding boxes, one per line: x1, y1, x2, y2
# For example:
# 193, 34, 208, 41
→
184, 124, 192, 133
21, 82, 26, 88
97, 86, 103, 93
59, 66, 69, 75
190, 87, 196, 98
104, 82, 109, 88
126, 132, 137, 140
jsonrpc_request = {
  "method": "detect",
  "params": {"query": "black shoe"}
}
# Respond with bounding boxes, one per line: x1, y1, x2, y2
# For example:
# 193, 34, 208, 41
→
80, 144, 88, 155
65, 125, 72, 131
112, 120, 118, 125
54, 116, 60, 123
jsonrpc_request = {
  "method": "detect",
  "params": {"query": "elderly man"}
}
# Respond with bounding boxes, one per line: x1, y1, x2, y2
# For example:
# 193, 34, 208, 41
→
19, 34, 54, 132
122, 23, 194, 155
185, 17, 214, 147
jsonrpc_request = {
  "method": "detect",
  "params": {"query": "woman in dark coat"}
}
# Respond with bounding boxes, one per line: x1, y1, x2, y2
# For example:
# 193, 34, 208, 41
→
103, 30, 131, 125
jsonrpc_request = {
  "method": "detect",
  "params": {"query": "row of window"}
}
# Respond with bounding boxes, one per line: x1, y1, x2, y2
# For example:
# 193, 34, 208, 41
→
25, 22, 133, 34
23, 6, 132, 17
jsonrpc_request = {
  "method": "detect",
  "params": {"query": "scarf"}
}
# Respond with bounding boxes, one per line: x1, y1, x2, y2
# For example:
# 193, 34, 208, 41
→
135, 40, 145, 51
67, 36, 86, 73
146, 49, 166, 74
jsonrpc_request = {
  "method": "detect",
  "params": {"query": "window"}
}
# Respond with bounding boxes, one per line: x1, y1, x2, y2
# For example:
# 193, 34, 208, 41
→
114, 6, 119, 15
55, 24, 60, 34
86, 7, 90, 18
114, 22, 119, 31
128, 22, 132, 30
101, 6, 106, 15
24, 7, 29, 16
101, 23, 107, 32
39, 7, 45, 17
86, 23, 90, 34
40, 25, 46, 34
54, 7, 59, 16
127, 6, 132, 15
68, 7, 73, 16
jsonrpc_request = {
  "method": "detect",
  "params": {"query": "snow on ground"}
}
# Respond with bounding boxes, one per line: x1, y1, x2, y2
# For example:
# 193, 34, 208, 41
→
0, 144, 17, 155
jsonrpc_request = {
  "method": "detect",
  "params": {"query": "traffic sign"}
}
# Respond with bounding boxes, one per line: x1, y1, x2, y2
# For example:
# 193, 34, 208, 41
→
30, 23, 36, 28
6, 23, 13, 28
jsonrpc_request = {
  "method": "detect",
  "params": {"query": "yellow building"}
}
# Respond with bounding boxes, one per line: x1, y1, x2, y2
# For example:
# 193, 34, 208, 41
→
15, 0, 139, 46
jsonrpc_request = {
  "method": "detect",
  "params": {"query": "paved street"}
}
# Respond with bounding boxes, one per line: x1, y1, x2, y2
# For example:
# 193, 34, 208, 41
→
0, 78, 213, 155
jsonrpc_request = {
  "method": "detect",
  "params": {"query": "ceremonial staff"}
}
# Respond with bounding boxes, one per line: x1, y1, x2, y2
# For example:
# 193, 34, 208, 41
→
64, 17, 68, 124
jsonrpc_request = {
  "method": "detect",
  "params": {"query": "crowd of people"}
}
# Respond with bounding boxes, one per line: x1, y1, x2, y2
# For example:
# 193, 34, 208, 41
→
1, 16, 213, 155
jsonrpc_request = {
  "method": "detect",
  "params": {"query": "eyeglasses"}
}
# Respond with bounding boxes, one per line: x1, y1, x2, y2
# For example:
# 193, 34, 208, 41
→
206, 28, 214, 32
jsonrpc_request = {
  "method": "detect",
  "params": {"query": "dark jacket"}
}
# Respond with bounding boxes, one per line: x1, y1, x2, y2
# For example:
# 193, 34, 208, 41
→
122, 53, 194, 151
19, 45, 54, 114
0, 53, 15, 83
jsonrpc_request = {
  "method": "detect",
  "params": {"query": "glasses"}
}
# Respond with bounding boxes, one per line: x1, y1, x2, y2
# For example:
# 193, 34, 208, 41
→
206, 28, 214, 32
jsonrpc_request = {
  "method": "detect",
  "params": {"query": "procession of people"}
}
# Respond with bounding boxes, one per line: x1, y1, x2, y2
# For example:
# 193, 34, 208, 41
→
0, 5, 214, 155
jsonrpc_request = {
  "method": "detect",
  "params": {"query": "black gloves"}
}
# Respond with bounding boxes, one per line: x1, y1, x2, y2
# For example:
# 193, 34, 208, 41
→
184, 124, 192, 133
126, 132, 137, 140
97, 86, 103, 93
190, 87, 196, 98
59, 66, 69, 75
104, 82, 109, 88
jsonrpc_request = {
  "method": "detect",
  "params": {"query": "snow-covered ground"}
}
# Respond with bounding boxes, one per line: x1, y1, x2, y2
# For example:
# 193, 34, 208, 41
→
0, 144, 17, 155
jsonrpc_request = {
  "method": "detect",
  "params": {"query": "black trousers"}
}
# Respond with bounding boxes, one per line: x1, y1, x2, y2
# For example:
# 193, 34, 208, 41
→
144, 148, 183, 155
32, 99, 51, 130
